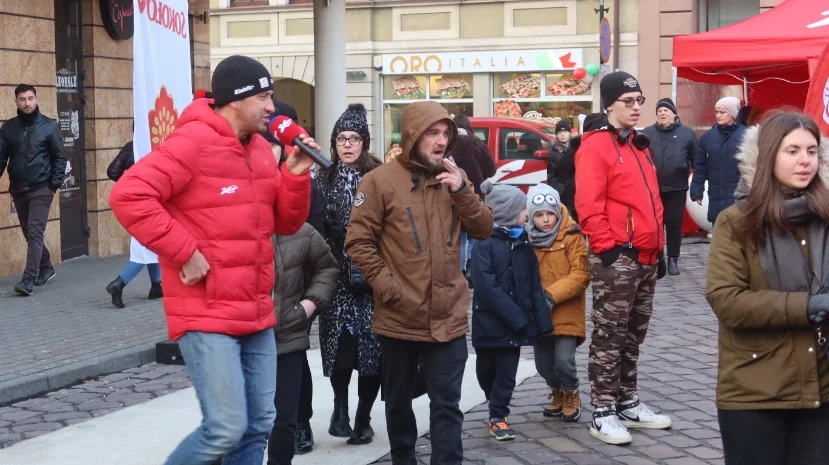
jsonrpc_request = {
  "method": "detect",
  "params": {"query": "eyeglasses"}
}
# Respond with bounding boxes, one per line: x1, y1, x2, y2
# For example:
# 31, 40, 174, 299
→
617, 96, 646, 108
335, 135, 363, 146
532, 194, 558, 205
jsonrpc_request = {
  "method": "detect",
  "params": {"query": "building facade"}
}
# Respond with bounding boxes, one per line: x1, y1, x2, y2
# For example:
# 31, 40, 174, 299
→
0, 0, 211, 276
211, 0, 784, 157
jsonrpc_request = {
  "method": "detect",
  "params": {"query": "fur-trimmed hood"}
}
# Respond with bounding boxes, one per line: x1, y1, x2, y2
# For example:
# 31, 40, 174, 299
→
736, 125, 829, 191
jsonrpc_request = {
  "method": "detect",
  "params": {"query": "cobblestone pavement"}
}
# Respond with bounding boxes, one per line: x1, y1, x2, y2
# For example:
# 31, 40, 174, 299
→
2, 241, 718, 465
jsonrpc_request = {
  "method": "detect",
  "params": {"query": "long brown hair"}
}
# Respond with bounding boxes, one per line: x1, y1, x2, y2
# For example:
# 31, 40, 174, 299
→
453, 114, 480, 142
737, 112, 829, 245
321, 143, 382, 184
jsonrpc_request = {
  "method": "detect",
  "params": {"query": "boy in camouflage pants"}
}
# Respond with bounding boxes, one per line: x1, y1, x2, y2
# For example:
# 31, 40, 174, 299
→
574, 72, 672, 445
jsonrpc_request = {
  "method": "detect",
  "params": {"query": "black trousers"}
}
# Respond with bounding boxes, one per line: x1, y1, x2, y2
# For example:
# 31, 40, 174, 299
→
297, 353, 313, 423
380, 335, 467, 465
660, 190, 687, 259
475, 347, 520, 419
267, 350, 306, 465
719, 405, 829, 465
12, 187, 53, 279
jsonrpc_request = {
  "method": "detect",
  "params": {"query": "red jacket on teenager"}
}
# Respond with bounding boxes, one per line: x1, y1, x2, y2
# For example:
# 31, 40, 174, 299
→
574, 129, 664, 265
110, 99, 310, 340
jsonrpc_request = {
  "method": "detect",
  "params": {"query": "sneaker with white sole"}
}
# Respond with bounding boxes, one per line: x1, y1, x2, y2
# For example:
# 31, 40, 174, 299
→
617, 398, 672, 429
589, 407, 632, 445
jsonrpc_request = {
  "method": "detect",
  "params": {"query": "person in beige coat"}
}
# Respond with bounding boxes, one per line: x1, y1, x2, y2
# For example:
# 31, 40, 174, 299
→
706, 112, 829, 465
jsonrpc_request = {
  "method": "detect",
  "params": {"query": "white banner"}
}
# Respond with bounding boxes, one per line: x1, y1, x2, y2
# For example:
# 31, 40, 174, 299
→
131, 0, 192, 264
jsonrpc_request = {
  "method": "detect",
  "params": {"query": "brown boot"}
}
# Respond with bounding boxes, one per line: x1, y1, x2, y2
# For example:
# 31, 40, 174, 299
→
543, 388, 563, 417
562, 389, 582, 422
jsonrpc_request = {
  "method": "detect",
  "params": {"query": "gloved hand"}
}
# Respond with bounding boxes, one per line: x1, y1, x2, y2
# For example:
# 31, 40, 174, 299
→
657, 252, 667, 280
545, 292, 555, 310
807, 294, 829, 324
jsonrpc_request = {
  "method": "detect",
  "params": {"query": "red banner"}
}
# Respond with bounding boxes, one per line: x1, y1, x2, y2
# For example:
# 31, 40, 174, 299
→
804, 40, 829, 137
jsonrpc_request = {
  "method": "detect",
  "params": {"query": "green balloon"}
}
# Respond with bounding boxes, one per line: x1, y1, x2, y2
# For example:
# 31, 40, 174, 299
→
586, 63, 600, 75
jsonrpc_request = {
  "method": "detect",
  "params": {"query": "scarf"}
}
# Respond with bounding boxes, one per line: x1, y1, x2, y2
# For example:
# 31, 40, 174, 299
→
496, 224, 526, 240
337, 162, 362, 206
17, 106, 39, 127
527, 218, 560, 248
552, 141, 569, 154
734, 178, 829, 294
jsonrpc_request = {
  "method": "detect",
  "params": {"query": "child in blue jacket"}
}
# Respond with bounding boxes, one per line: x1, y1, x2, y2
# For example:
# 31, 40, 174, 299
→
471, 179, 554, 441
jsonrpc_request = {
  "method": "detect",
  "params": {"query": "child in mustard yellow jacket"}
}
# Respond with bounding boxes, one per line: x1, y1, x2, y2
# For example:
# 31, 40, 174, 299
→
526, 183, 590, 422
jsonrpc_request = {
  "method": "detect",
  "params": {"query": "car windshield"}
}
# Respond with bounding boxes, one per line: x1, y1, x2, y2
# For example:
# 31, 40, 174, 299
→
539, 126, 557, 138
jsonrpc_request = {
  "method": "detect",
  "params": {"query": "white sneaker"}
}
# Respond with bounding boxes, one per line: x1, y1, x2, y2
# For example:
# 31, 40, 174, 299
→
589, 407, 632, 445
618, 398, 672, 429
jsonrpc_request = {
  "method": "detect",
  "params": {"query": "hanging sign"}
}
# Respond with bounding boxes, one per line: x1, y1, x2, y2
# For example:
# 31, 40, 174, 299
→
101, 0, 134, 40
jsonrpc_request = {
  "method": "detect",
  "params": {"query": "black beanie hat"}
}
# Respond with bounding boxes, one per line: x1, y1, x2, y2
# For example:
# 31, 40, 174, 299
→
275, 101, 298, 122
211, 55, 274, 107
656, 97, 677, 115
583, 113, 608, 132
600, 71, 642, 110
555, 120, 571, 134
331, 104, 370, 152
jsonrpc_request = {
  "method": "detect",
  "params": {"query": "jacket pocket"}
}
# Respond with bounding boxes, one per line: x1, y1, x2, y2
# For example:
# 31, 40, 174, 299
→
446, 204, 458, 247
205, 273, 217, 307
407, 207, 424, 254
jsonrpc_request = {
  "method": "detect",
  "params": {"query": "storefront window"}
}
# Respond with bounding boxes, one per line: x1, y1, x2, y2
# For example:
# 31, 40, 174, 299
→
493, 101, 593, 130
492, 72, 593, 130
382, 74, 475, 155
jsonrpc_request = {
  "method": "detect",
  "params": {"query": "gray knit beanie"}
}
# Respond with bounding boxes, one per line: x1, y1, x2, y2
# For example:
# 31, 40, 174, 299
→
526, 183, 562, 248
481, 179, 527, 228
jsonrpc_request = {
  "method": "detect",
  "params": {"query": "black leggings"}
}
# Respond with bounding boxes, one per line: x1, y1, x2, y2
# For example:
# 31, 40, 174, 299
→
719, 405, 829, 465
331, 329, 381, 402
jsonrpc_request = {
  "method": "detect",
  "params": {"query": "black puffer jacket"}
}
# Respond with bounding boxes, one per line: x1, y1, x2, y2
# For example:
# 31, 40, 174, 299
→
273, 223, 339, 355
0, 108, 67, 193
642, 120, 697, 193
107, 141, 135, 182
452, 131, 496, 198
690, 124, 747, 224
547, 138, 579, 223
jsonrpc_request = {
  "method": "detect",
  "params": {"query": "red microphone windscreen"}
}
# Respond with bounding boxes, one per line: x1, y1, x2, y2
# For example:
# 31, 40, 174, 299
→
269, 115, 306, 146
194, 89, 208, 99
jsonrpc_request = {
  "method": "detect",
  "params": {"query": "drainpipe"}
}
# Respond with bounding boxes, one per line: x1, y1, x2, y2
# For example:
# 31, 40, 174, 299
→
613, 0, 620, 71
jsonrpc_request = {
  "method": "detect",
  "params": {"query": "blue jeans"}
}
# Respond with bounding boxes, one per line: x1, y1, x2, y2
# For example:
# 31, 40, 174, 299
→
164, 329, 277, 465
119, 261, 161, 284
460, 230, 474, 272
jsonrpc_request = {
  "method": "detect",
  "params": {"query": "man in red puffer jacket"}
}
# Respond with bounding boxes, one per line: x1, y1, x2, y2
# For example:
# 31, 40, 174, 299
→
575, 71, 671, 446
110, 55, 317, 465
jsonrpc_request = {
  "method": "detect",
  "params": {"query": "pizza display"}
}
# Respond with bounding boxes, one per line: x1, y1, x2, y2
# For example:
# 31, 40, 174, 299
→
499, 75, 541, 98
547, 74, 591, 96
434, 76, 472, 99
392, 76, 426, 100
494, 100, 522, 118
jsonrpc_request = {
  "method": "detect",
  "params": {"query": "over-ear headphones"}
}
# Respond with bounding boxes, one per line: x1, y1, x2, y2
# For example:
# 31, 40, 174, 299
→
616, 128, 651, 150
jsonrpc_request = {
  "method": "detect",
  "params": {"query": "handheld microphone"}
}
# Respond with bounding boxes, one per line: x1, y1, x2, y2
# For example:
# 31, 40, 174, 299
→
268, 115, 333, 169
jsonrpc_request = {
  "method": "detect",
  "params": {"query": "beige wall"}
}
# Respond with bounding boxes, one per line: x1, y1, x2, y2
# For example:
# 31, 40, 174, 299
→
0, 0, 212, 276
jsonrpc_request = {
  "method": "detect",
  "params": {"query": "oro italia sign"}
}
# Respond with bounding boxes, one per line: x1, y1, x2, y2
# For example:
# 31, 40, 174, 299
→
382, 49, 584, 75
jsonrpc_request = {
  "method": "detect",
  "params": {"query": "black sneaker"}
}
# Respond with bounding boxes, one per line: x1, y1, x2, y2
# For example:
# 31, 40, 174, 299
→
34, 266, 56, 286
15, 278, 35, 296
488, 418, 515, 441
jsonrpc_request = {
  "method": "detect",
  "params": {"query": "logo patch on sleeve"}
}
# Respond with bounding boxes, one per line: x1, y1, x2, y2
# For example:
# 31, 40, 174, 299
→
354, 192, 366, 207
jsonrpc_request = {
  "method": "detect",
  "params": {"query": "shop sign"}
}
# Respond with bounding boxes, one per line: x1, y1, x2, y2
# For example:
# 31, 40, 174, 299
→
382, 49, 583, 75
523, 111, 561, 126
56, 68, 78, 94
346, 71, 366, 81
101, 0, 135, 41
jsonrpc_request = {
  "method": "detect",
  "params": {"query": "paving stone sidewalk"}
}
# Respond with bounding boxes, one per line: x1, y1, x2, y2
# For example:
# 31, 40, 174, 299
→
1, 241, 718, 465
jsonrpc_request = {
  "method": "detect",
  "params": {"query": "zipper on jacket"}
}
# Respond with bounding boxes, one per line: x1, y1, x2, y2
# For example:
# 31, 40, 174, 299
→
245, 153, 264, 313
625, 207, 634, 248
628, 145, 661, 263
446, 204, 458, 246
407, 207, 424, 254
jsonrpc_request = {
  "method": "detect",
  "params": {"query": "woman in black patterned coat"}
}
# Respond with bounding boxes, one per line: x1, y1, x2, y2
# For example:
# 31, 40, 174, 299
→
314, 104, 383, 446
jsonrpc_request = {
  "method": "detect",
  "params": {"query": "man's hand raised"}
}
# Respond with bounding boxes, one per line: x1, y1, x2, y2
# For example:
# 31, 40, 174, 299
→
180, 249, 210, 286
437, 158, 464, 192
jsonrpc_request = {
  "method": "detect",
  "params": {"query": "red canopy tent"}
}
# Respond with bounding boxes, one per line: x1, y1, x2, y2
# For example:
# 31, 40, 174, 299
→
673, 0, 829, 110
